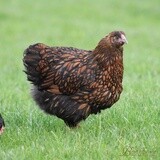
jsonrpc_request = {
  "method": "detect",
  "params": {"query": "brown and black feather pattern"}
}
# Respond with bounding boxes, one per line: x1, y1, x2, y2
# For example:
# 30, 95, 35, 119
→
23, 31, 127, 127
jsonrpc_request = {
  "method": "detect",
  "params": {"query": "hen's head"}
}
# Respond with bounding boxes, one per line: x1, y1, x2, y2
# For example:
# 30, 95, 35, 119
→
107, 31, 128, 48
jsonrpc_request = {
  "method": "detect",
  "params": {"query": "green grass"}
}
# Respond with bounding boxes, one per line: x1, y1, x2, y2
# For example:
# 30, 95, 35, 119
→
0, 0, 160, 159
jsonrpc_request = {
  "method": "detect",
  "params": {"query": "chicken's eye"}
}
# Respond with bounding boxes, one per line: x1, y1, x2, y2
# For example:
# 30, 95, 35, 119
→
115, 36, 119, 40
113, 37, 119, 41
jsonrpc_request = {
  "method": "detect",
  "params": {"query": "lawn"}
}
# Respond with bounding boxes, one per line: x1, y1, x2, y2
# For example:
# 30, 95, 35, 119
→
0, 0, 160, 159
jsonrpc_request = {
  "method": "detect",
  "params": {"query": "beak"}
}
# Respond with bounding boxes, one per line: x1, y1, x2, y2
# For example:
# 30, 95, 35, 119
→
121, 34, 128, 44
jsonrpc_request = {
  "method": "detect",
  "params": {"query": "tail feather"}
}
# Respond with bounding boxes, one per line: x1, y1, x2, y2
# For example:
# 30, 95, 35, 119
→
23, 43, 46, 86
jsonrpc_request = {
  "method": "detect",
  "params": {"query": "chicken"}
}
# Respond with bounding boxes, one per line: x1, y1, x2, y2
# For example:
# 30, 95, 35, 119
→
23, 31, 127, 127
0, 114, 5, 135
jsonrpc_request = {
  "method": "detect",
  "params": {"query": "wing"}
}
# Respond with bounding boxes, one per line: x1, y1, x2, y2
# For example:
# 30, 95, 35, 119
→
23, 43, 96, 95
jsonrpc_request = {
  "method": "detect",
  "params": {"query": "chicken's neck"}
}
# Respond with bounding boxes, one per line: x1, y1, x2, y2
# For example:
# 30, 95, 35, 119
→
93, 44, 123, 68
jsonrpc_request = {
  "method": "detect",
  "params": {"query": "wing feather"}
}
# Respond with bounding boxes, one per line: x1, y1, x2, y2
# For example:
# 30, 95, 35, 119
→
23, 43, 96, 95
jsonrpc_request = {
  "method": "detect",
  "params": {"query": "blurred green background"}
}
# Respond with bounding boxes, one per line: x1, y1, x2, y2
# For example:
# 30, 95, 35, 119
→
0, 0, 160, 159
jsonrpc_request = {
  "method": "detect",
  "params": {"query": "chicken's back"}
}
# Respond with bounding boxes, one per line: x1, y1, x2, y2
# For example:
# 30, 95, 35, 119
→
23, 43, 95, 92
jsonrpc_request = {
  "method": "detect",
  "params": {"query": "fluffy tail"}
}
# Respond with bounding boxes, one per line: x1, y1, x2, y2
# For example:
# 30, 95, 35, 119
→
23, 43, 48, 86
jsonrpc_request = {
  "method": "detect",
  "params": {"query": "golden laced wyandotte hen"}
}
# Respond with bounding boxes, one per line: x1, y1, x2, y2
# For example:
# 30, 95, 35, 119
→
23, 31, 127, 128
0, 114, 5, 135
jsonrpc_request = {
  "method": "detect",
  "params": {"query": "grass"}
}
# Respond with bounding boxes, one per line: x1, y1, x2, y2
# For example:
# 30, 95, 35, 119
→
0, 0, 160, 159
